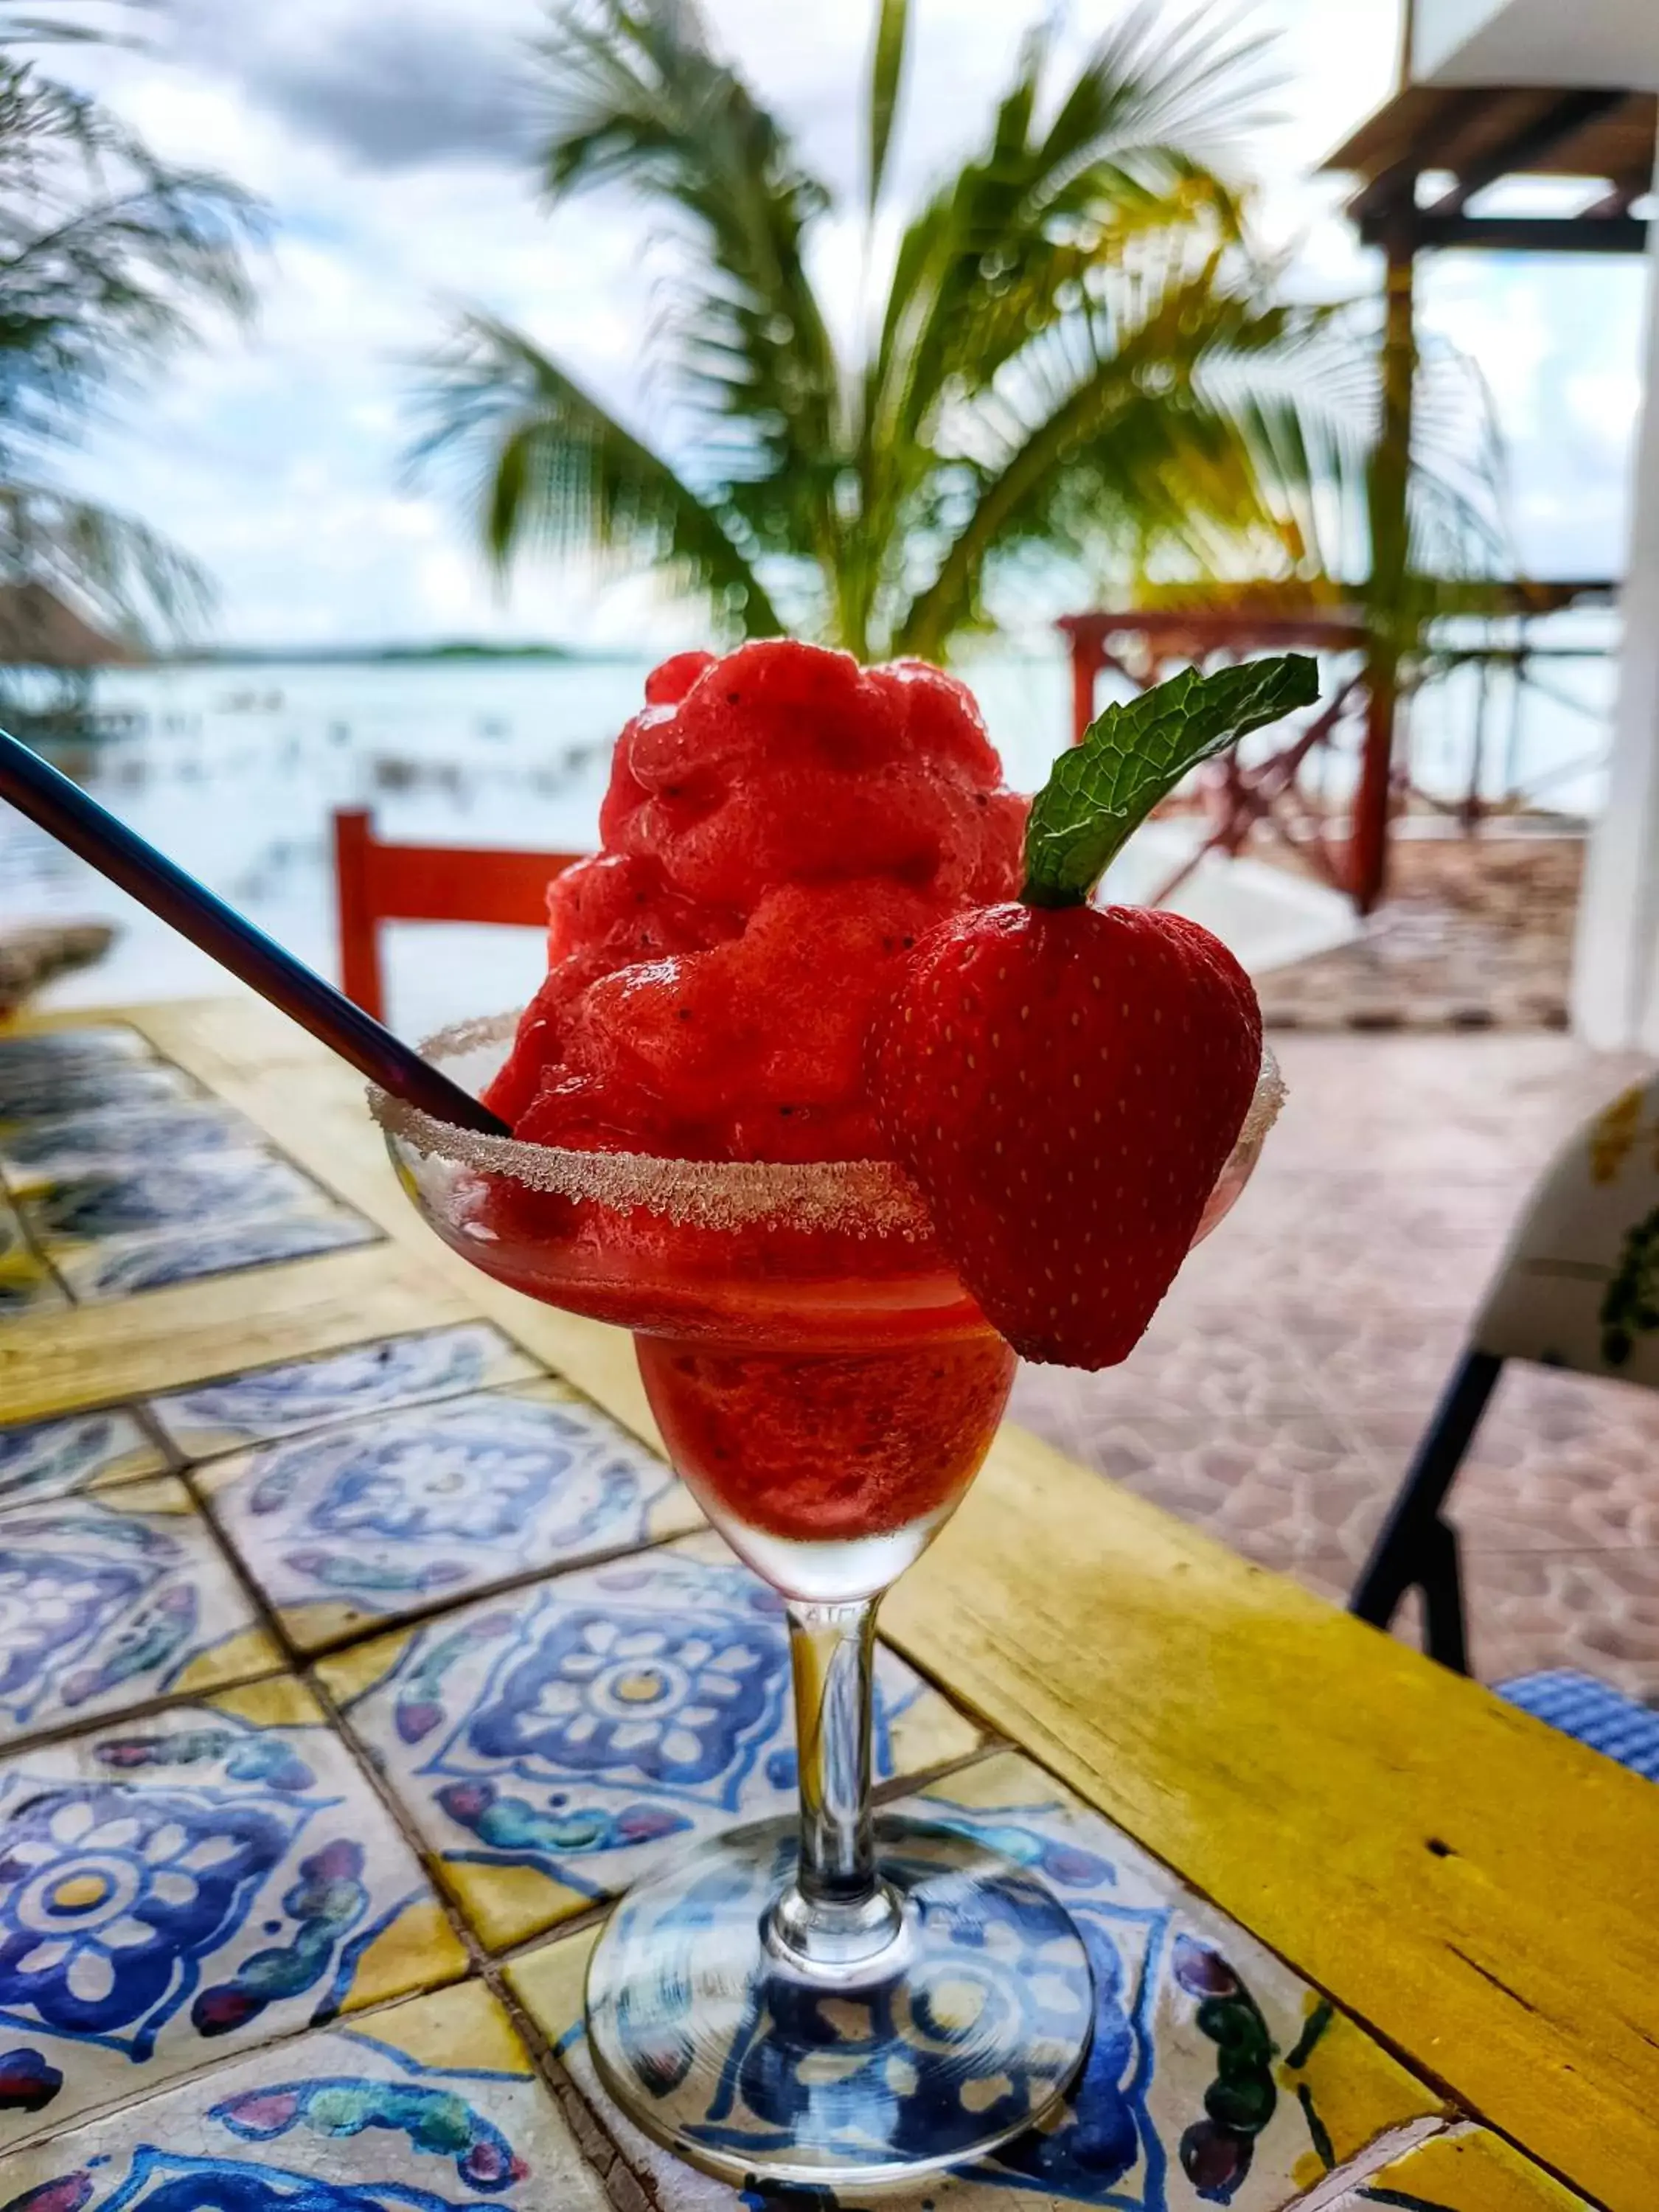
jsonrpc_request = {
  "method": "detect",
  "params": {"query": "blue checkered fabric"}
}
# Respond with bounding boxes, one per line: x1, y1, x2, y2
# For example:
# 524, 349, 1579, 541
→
1498, 1669, 1659, 1782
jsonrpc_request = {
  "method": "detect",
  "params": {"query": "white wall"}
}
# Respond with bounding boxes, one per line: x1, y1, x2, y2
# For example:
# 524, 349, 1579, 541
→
1414, 0, 1659, 90
1571, 127, 1659, 1048
1413, 0, 1506, 80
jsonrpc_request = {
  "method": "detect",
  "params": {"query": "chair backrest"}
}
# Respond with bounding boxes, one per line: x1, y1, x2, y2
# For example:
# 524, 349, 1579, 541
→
1474, 1073, 1659, 1385
333, 808, 582, 1023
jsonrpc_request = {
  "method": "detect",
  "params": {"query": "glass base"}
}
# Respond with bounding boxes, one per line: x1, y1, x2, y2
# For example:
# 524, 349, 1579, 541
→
585, 1811, 1095, 2188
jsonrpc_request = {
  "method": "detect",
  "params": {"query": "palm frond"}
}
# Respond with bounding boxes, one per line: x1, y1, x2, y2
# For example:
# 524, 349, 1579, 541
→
0, 56, 261, 480
415, 310, 782, 634
531, 0, 839, 513
865, 0, 908, 219
894, 237, 1327, 655
855, 4, 1276, 654
1212, 313, 1514, 602
0, 479, 212, 641
871, 7, 1270, 447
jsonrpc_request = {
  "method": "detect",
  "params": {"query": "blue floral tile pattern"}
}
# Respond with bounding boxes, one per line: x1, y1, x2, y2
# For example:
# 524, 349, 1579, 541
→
0, 1029, 383, 1312
0, 1411, 167, 1511
20, 1153, 333, 1253
0, 1026, 153, 1069
199, 1383, 702, 1655
0, 1061, 195, 1125
0, 1099, 260, 1187
0, 1978, 611, 2204
149, 1324, 542, 1461
0, 1677, 468, 2149
319, 1534, 982, 1952
0, 1478, 281, 1747
507, 1748, 1446, 2212
55, 1210, 379, 1304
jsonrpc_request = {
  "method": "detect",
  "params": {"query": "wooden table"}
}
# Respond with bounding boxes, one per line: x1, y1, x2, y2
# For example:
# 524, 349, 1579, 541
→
0, 992, 1653, 2212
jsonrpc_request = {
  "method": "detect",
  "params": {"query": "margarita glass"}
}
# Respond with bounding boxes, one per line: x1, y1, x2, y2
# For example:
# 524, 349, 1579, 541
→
374, 1012, 1281, 2188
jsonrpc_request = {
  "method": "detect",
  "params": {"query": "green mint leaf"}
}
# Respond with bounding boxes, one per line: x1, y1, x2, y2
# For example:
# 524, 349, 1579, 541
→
1020, 653, 1321, 908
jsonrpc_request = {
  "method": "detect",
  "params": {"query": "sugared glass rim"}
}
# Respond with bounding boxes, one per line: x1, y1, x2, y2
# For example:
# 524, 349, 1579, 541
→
370, 1009, 1284, 1239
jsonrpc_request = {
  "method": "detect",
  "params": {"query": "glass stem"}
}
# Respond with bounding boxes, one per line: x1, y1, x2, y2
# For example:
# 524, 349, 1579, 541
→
769, 1596, 902, 1969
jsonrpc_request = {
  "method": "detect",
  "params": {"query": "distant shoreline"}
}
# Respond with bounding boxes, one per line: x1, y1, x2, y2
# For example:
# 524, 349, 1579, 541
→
151, 641, 650, 668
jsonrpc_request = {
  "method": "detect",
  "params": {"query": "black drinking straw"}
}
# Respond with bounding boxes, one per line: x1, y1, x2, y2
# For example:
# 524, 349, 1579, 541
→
0, 728, 509, 1135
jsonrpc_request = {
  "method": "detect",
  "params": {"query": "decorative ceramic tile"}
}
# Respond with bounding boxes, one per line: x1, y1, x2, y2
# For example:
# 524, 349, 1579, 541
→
57, 1209, 379, 1303
150, 1324, 542, 1461
0, 1976, 612, 2204
0, 1060, 195, 1126
1346, 2126, 1595, 2210
0, 1409, 168, 1512
0, 1099, 260, 1187
0, 1025, 153, 1071
320, 1534, 982, 1952
0, 1478, 282, 1747
21, 1152, 330, 1253
0, 1676, 468, 2146
507, 1747, 1443, 2211
200, 1382, 701, 1655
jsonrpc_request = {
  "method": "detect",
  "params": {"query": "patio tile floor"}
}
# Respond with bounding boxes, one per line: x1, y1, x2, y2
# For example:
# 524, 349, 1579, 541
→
1012, 1031, 1659, 1698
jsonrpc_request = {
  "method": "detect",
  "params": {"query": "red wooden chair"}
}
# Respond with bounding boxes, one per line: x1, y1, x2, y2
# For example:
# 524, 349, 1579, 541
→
333, 808, 582, 1023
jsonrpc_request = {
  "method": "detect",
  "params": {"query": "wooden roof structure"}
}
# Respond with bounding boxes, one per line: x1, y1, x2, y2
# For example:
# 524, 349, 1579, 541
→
1322, 83, 1656, 255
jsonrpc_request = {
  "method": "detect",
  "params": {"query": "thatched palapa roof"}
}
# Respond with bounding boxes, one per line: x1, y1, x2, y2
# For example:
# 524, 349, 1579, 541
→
0, 583, 144, 669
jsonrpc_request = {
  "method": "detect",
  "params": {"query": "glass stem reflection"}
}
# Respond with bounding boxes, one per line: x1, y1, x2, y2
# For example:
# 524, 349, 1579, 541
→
770, 1596, 902, 1969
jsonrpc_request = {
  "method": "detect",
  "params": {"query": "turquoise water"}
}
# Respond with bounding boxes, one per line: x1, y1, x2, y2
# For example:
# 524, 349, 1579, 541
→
0, 641, 1613, 1040
1, 653, 1079, 1034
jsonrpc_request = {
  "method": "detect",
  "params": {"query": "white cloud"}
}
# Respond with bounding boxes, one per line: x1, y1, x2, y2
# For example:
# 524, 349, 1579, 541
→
1563, 365, 1645, 449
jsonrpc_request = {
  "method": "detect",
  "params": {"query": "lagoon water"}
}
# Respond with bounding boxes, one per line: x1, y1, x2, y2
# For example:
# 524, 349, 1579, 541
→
0, 641, 1613, 1043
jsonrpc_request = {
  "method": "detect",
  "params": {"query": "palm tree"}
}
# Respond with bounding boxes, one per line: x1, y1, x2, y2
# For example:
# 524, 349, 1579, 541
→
419, 0, 1360, 661
0, 2, 262, 659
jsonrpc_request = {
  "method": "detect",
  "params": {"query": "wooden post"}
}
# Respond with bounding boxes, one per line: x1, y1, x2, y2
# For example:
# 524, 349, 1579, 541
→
1572, 125, 1659, 1045
1071, 635, 1100, 745
1394, 0, 1416, 88
1352, 218, 1417, 916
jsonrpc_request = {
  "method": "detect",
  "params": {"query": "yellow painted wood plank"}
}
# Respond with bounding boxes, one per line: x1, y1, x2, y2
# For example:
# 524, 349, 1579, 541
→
1360, 2126, 1596, 2211
882, 1422, 1659, 2212
0, 1242, 476, 1422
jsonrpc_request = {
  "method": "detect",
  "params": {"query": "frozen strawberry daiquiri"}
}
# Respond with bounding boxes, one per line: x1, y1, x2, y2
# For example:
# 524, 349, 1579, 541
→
374, 641, 1306, 2188
482, 644, 1030, 1594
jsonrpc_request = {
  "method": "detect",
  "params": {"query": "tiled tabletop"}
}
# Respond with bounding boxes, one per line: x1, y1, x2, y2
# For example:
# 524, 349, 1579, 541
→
0, 1014, 1630, 2212
0, 1019, 376, 1314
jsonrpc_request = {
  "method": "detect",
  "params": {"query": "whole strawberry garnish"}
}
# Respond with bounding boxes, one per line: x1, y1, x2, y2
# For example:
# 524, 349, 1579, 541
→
870, 656, 1316, 1367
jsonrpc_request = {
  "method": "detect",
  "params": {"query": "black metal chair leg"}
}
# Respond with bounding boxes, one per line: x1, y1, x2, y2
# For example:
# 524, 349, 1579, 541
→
1415, 1515, 1470, 1675
1349, 1348, 1501, 1674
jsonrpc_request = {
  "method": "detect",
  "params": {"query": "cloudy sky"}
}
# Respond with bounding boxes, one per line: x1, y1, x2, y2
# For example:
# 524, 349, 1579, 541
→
46, 0, 1653, 650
